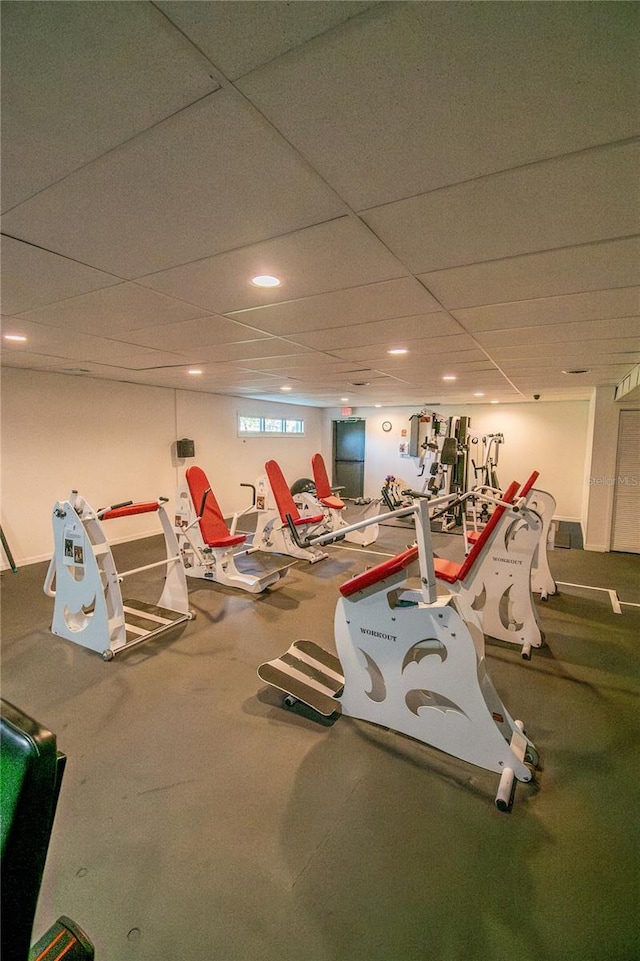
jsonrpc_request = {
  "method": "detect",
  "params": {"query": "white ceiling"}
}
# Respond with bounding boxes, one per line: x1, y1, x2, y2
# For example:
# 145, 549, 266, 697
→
1, 1, 638, 408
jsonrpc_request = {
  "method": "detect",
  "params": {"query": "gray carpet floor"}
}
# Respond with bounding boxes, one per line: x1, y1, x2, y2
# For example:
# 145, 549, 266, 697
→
1, 524, 638, 961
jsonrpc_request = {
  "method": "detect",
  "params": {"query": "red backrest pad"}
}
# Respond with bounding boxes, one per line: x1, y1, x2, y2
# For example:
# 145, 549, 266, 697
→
456, 479, 520, 582
311, 453, 332, 499
265, 460, 300, 524
186, 466, 232, 543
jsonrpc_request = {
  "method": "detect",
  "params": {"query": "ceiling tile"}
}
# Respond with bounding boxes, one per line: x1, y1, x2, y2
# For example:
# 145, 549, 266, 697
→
453, 286, 640, 332
171, 339, 313, 364
418, 238, 640, 310
11, 282, 212, 335
225, 277, 441, 335
156, 1, 376, 80
286, 312, 459, 351
476, 316, 640, 348
361, 142, 638, 273
137, 218, 406, 313
0, 237, 121, 315
1, 1, 218, 210
1, 90, 347, 277
237, 2, 638, 208
329, 333, 481, 362
0, 318, 188, 368
120, 315, 272, 351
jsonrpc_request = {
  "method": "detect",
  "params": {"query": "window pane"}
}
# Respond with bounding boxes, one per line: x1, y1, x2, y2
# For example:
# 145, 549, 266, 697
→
264, 418, 284, 432
239, 416, 262, 432
285, 420, 304, 434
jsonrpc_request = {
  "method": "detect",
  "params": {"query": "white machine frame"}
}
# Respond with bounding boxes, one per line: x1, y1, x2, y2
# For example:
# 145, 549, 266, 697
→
174, 467, 287, 593
44, 492, 193, 660
250, 463, 328, 563
465, 476, 557, 601
258, 498, 539, 811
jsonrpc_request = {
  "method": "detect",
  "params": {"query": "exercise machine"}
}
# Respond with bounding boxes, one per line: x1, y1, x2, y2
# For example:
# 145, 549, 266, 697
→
1, 698, 94, 961
435, 480, 545, 659
294, 453, 380, 547
465, 471, 557, 601
44, 491, 193, 660
470, 433, 504, 489
174, 466, 289, 593
258, 497, 539, 811
250, 460, 329, 563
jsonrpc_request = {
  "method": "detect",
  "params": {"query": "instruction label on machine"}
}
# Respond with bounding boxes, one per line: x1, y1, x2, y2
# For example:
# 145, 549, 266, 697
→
64, 532, 84, 567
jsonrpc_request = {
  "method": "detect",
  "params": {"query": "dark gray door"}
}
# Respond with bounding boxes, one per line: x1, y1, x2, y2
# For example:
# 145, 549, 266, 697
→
333, 420, 365, 498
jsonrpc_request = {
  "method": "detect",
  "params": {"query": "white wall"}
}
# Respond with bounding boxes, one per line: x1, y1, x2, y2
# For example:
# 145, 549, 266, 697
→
323, 400, 590, 520
0, 369, 324, 567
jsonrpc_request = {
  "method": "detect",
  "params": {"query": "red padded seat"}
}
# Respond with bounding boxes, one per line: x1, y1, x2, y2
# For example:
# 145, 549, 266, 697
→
101, 502, 159, 520
186, 466, 245, 548
340, 546, 419, 597
265, 460, 324, 526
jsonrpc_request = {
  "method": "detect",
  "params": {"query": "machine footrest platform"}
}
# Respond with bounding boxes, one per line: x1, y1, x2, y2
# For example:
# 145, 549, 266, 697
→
258, 639, 344, 716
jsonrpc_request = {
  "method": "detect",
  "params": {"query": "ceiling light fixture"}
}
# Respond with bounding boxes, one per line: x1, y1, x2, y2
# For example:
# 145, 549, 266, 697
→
341, 397, 349, 402
491, 399, 500, 404
3, 333, 27, 343
280, 385, 292, 392
374, 404, 382, 408
387, 348, 408, 355
473, 392, 485, 397
442, 375, 457, 381
251, 274, 281, 288
188, 369, 202, 375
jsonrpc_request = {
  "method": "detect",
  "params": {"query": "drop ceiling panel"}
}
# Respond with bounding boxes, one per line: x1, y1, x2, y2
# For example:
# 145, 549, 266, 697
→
121, 315, 272, 351
0, 237, 121, 315
1, 1, 218, 211
477, 316, 640, 349
235, 356, 364, 372
156, 1, 376, 80
488, 338, 640, 363
1, 90, 347, 278
362, 142, 638, 274
10, 283, 212, 336
453, 287, 640, 333
237, 2, 638, 209
287, 312, 459, 351
330, 333, 480, 362
137, 218, 405, 313
225, 277, 441, 335
419, 238, 640, 311
171, 339, 314, 364
0, 319, 188, 369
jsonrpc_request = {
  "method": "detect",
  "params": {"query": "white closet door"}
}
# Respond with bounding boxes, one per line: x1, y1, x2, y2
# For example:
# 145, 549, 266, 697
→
611, 410, 640, 553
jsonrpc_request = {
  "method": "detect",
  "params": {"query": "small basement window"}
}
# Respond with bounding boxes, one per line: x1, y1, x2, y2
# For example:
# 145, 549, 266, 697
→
238, 415, 305, 437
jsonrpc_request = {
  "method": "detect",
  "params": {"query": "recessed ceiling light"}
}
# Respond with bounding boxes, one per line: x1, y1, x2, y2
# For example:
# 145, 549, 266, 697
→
374, 404, 382, 408
474, 392, 485, 397
340, 397, 349, 402
251, 274, 281, 288
280, 385, 292, 392
442, 375, 457, 381
490, 399, 500, 404
387, 348, 408, 355
3, 334, 27, 343
188, 369, 202, 375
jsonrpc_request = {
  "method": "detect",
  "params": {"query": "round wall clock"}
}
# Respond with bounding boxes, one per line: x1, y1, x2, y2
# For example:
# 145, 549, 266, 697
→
382, 421, 392, 432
